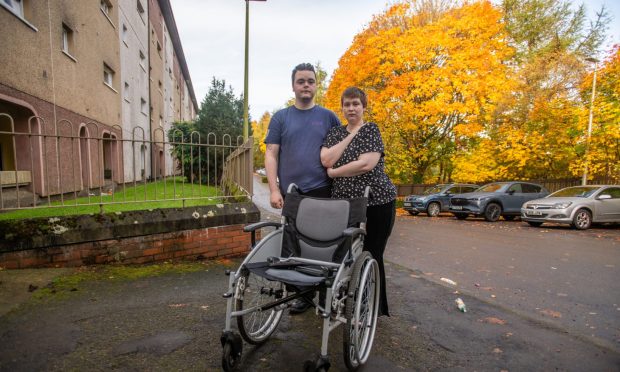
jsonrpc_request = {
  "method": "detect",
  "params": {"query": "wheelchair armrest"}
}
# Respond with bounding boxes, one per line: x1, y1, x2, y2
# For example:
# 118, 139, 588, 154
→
343, 227, 366, 238
343, 227, 366, 267
244, 221, 283, 248
244, 221, 282, 232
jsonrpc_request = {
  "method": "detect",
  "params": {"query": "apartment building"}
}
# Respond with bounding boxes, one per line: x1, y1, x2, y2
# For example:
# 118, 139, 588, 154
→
0, 0, 197, 197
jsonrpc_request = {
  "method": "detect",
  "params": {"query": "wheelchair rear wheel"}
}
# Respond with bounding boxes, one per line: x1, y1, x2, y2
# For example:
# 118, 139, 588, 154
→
236, 269, 286, 345
343, 251, 380, 370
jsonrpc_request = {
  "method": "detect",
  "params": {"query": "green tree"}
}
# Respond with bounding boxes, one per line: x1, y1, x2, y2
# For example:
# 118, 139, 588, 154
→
169, 78, 247, 184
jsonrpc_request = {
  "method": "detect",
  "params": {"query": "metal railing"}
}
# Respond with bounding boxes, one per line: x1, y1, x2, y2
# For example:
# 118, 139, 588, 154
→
0, 113, 253, 212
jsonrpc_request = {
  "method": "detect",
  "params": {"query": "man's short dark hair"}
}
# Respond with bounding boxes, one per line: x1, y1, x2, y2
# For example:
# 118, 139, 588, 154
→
291, 63, 316, 84
341, 86, 367, 108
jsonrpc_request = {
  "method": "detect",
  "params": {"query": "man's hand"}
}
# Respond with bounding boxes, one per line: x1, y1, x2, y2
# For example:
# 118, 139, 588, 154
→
270, 191, 284, 209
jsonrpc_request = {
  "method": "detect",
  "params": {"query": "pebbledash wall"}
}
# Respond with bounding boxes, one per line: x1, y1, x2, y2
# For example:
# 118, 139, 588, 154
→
0, 203, 260, 269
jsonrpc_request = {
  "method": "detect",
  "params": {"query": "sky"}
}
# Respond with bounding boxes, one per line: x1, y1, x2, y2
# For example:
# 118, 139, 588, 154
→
170, 0, 620, 121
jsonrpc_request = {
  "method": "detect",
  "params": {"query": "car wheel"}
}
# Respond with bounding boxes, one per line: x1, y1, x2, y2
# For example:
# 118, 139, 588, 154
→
503, 215, 516, 221
527, 221, 543, 227
453, 213, 468, 220
483, 203, 502, 222
408, 211, 419, 216
572, 208, 592, 230
427, 202, 441, 217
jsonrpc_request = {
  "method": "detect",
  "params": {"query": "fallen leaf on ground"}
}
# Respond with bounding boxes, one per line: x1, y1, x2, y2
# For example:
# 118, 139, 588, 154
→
493, 347, 503, 354
480, 317, 507, 325
540, 309, 562, 318
169, 303, 188, 308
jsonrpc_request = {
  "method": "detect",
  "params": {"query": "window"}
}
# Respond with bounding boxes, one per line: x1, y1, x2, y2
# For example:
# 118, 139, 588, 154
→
140, 98, 147, 115
508, 184, 523, 193
601, 188, 620, 199
159, 115, 163, 127
103, 63, 114, 87
2, 0, 22, 16
137, 0, 145, 21
521, 184, 541, 193
123, 82, 130, 101
121, 24, 128, 45
139, 50, 146, 70
156, 41, 162, 57
100, 0, 111, 15
61, 23, 74, 56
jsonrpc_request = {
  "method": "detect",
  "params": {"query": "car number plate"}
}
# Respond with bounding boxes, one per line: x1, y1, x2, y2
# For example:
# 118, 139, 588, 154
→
451, 206, 462, 210
527, 210, 543, 216
404, 202, 411, 207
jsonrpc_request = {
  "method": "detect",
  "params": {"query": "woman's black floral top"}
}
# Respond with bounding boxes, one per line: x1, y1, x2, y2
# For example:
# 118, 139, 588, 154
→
323, 122, 396, 206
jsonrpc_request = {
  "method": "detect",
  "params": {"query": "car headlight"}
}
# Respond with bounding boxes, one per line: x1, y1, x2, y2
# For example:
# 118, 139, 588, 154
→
470, 197, 488, 202
552, 202, 572, 209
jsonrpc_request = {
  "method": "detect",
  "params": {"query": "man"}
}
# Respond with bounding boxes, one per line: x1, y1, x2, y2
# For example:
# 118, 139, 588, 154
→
264, 63, 340, 313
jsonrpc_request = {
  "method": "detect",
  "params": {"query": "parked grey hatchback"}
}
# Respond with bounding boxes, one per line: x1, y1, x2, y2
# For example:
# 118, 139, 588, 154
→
521, 185, 620, 230
449, 181, 549, 222
403, 183, 479, 216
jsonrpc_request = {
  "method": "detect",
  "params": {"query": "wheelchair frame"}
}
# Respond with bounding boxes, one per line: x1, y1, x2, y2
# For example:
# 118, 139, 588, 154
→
220, 188, 380, 371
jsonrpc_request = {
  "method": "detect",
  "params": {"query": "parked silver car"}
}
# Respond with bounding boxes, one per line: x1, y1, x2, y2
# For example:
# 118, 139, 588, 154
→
521, 185, 620, 230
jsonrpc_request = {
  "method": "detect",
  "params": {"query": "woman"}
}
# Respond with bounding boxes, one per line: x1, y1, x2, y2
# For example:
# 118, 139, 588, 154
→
320, 86, 396, 316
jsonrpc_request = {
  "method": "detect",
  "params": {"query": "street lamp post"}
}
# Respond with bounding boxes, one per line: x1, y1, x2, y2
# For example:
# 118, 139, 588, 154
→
243, 0, 266, 140
582, 57, 599, 186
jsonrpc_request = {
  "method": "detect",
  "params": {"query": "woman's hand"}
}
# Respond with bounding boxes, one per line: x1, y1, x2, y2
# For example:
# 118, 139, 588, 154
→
327, 167, 336, 178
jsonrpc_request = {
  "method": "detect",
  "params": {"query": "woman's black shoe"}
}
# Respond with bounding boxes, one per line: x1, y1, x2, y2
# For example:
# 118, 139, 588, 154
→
289, 299, 312, 314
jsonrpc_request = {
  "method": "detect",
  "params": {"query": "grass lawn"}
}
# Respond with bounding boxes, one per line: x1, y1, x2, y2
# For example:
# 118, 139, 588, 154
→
0, 178, 234, 221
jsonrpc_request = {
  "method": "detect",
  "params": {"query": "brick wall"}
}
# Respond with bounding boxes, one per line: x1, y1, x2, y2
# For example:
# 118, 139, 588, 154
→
0, 224, 253, 269
0, 203, 261, 269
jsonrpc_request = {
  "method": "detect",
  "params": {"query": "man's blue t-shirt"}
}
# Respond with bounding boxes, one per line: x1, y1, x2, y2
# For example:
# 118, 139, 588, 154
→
265, 105, 340, 194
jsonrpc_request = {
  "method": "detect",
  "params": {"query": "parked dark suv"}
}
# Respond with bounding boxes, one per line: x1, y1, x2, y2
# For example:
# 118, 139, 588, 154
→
449, 181, 549, 222
403, 183, 479, 217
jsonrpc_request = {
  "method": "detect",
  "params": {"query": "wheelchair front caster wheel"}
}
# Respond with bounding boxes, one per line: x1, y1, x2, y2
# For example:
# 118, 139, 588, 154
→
222, 342, 237, 371
221, 331, 242, 371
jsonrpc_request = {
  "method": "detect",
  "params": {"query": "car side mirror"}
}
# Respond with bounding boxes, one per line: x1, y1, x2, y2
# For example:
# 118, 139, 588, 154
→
444, 191, 451, 195
507, 190, 515, 195
598, 194, 612, 200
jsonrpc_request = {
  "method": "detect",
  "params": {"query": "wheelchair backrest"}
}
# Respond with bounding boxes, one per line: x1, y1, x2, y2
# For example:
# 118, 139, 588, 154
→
281, 191, 367, 263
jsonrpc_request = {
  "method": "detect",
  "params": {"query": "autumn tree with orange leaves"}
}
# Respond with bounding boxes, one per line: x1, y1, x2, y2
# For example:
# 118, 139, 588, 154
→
326, 0, 514, 183
251, 111, 271, 169
571, 46, 620, 182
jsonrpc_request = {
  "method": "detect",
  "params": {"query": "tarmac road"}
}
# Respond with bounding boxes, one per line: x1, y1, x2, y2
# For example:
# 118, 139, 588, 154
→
388, 213, 620, 352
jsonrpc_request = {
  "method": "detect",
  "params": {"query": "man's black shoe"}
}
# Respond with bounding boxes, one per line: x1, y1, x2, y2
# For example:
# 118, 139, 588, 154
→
289, 299, 312, 314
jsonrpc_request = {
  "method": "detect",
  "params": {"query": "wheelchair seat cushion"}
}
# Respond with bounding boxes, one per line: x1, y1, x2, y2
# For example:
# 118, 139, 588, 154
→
264, 268, 326, 287
245, 262, 328, 288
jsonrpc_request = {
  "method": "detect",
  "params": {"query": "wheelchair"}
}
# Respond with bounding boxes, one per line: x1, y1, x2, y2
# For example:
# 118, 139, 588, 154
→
220, 185, 380, 371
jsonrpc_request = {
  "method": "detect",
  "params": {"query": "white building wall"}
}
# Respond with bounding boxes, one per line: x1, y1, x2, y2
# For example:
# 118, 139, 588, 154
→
182, 82, 192, 121
119, 0, 150, 182
162, 23, 176, 176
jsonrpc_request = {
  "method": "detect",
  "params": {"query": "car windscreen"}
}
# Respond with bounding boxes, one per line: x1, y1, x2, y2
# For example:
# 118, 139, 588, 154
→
549, 186, 600, 198
423, 186, 443, 195
476, 183, 503, 193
